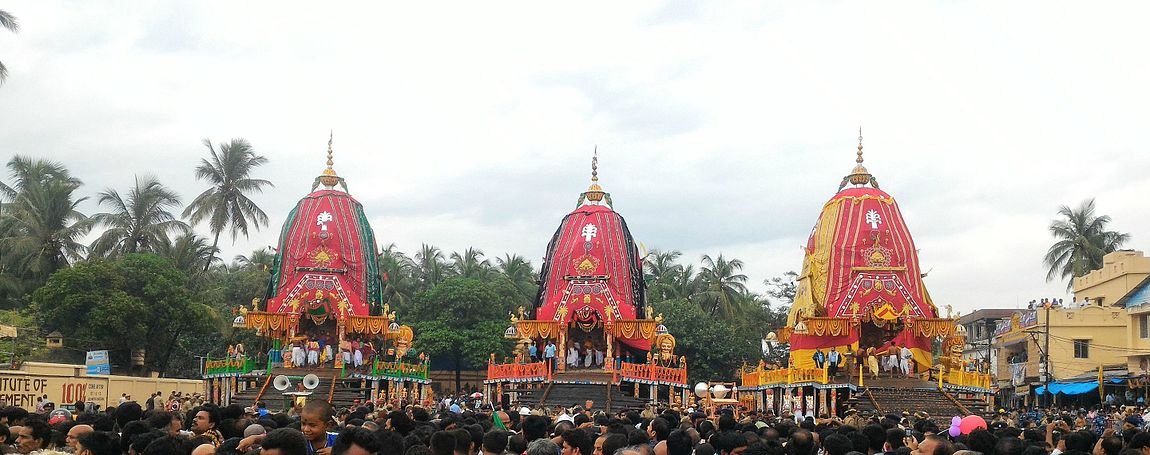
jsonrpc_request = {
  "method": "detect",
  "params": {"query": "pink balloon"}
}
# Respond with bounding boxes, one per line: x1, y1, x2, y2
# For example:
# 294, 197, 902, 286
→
949, 426, 961, 438
959, 415, 987, 435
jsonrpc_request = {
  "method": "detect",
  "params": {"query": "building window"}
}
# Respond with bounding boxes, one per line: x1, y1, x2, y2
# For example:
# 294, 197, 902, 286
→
1142, 314, 1149, 339
1074, 340, 1089, 358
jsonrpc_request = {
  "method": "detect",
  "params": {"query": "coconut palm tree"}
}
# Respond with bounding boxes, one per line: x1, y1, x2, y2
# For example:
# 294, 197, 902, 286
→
90, 175, 189, 257
182, 138, 273, 270
655, 263, 702, 302
450, 247, 492, 279
414, 243, 447, 291
496, 253, 536, 305
155, 233, 220, 275
378, 243, 417, 309
0, 156, 91, 286
1044, 198, 1130, 288
0, 155, 80, 200
643, 249, 683, 301
233, 247, 276, 272
0, 10, 19, 85
697, 254, 751, 318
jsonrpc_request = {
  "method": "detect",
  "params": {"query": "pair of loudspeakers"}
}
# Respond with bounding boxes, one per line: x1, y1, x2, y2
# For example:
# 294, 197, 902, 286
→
273, 374, 320, 391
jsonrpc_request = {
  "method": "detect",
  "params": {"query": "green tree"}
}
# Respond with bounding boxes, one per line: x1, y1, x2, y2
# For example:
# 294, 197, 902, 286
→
696, 254, 750, 318
0, 309, 37, 363
408, 278, 515, 390
189, 257, 272, 371
1044, 198, 1130, 288
182, 138, 273, 270
660, 264, 702, 303
232, 247, 276, 273
0, 155, 80, 200
0, 9, 18, 85
495, 253, 536, 307
759, 271, 797, 364
449, 247, 492, 279
764, 271, 798, 306
643, 249, 683, 302
30, 254, 220, 376
90, 175, 189, 257
651, 298, 761, 383
155, 233, 220, 277
377, 243, 417, 312
0, 157, 91, 300
414, 244, 447, 291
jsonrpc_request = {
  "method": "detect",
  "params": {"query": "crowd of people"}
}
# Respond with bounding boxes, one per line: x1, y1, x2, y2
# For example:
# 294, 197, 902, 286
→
14, 385, 1150, 455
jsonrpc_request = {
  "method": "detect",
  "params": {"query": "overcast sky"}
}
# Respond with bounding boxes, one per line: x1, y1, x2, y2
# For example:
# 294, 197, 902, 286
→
3, 1, 1149, 315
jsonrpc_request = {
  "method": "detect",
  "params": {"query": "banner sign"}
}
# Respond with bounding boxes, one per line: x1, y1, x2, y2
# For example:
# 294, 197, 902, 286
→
85, 351, 111, 375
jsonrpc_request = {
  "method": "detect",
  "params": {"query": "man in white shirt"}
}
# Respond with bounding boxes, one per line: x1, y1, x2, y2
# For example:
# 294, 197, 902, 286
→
899, 344, 913, 377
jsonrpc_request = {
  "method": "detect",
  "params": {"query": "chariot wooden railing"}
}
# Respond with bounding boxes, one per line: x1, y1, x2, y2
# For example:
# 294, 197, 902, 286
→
486, 359, 551, 381
614, 360, 687, 386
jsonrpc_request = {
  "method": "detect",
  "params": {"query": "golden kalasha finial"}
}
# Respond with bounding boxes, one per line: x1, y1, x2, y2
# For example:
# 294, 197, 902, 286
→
591, 146, 599, 182
316, 130, 343, 190
583, 147, 605, 203
857, 127, 864, 164
326, 130, 335, 170
840, 127, 878, 190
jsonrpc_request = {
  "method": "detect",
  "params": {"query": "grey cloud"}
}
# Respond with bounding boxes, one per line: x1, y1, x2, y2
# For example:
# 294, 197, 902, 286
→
536, 72, 706, 139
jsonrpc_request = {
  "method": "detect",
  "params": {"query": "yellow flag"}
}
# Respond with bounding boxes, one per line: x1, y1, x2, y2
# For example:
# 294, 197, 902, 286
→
1099, 365, 1105, 401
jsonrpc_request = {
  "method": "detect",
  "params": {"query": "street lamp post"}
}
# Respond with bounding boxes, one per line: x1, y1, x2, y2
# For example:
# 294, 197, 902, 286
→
1043, 302, 1051, 408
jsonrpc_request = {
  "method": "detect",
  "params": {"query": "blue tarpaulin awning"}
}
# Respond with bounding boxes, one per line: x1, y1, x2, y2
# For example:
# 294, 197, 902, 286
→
1035, 382, 1099, 395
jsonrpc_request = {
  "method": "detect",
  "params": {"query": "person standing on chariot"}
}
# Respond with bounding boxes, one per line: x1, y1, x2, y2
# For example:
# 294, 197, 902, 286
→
361, 340, 375, 368
324, 335, 335, 365
340, 338, 352, 365
567, 343, 580, 368
352, 339, 364, 367
292, 340, 305, 367
307, 338, 321, 365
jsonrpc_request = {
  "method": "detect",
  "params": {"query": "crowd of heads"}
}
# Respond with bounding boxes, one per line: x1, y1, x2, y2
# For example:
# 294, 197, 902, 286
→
11, 390, 1150, 455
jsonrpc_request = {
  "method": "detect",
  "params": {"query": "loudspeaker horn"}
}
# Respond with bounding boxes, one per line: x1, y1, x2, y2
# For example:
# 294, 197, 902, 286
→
302, 374, 320, 390
273, 375, 292, 391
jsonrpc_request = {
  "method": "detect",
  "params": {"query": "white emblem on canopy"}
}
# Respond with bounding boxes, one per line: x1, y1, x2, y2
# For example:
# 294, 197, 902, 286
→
581, 224, 598, 242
